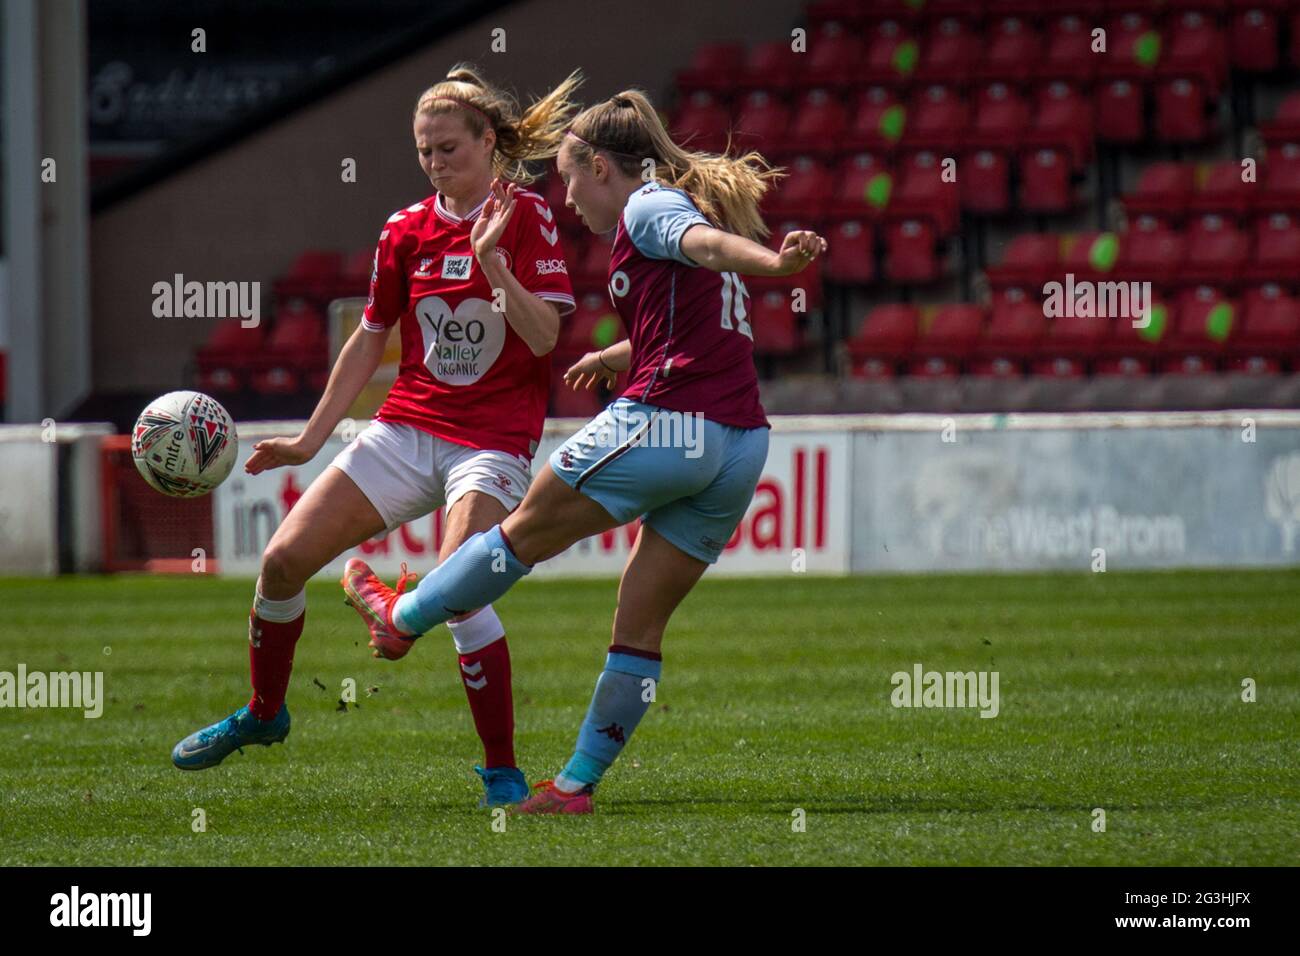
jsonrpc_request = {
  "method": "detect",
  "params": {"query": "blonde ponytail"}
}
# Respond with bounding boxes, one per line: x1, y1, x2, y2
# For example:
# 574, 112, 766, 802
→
415, 64, 583, 184
567, 90, 783, 240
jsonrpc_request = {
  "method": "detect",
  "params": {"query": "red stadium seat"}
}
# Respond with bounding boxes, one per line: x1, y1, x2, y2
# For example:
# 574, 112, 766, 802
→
1259, 91, 1300, 149
1039, 14, 1096, 82
1154, 77, 1214, 144
961, 148, 1011, 215
971, 83, 1030, 144
903, 85, 968, 151
825, 220, 875, 284
670, 90, 732, 155
676, 42, 745, 93
1096, 79, 1146, 144
739, 40, 800, 91
1119, 224, 1185, 285
861, 19, 919, 84
1098, 12, 1156, 81
831, 152, 891, 221
985, 232, 1060, 289
751, 289, 802, 355
251, 305, 328, 395
1018, 147, 1073, 214
803, 21, 864, 89
1162, 285, 1234, 372
1189, 160, 1255, 219
1163, 11, 1228, 95
1028, 82, 1093, 171
1095, 295, 1170, 377
763, 156, 832, 219
917, 17, 980, 83
1230, 5, 1280, 73
1124, 161, 1195, 224
1033, 309, 1111, 377
891, 151, 959, 235
847, 303, 918, 377
732, 91, 791, 156
1061, 230, 1120, 286
908, 303, 984, 376
274, 249, 343, 302
841, 87, 905, 153
1229, 284, 1299, 372
1183, 214, 1250, 286
1248, 212, 1300, 282
883, 218, 941, 283
979, 16, 1040, 82
788, 89, 848, 157
970, 300, 1044, 377
195, 318, 266, 393
338, 248, 374, 297
1263, 153, 1300, 212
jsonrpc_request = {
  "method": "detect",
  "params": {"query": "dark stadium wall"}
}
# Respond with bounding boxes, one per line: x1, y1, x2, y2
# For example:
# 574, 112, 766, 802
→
89, 0, 798, 396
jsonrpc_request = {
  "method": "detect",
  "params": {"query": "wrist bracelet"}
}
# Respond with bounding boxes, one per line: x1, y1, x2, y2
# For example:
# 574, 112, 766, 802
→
598, 348, 615, 372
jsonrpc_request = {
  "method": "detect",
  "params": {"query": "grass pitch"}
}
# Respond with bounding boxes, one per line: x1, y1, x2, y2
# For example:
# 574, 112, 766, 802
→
0, 569, 1296, 866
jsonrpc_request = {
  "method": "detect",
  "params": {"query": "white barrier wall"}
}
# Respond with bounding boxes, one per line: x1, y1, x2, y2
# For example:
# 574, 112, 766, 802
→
212, 410, 1300, 579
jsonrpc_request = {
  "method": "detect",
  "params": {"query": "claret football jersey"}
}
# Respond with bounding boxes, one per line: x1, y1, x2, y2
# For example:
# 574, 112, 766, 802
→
609, 182, 768, 429
363, 188, 575, 458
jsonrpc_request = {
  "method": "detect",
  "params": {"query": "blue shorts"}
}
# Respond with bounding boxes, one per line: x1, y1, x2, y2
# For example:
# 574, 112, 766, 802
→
549, 398, 770, 564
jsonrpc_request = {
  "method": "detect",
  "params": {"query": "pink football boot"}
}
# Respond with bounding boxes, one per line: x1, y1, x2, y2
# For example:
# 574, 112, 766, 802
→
341, 558, 420, 660
512, 779, 595, 815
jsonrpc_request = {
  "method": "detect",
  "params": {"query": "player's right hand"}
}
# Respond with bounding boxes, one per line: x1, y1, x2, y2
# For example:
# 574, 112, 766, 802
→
245, 435, 315, 475
564, 350, 618, 391
772, 229, 828, 276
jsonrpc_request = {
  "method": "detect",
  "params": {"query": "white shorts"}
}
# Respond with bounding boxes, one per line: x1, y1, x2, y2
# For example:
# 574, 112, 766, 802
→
329, 420, 531, 530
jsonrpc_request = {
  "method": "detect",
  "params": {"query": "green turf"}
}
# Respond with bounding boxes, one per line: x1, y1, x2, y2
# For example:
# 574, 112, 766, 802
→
1, 570, 1297, 865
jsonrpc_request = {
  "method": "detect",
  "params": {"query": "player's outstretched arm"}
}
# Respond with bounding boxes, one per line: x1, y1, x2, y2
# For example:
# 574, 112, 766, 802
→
244, 323, 387, 475
564, 339, 631, 391
680, 224, 827, 278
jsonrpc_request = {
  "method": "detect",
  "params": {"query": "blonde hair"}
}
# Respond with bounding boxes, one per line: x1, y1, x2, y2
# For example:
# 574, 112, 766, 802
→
566, 90, 783, 240
414, 63, 583, 185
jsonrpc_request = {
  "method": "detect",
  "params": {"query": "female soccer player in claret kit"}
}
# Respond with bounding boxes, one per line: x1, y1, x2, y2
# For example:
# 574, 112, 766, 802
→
343, 90, 826, 813
171, 65, 582, 808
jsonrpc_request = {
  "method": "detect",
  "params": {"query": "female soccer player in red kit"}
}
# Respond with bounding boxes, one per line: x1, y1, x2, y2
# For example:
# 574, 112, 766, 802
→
172, 65, 582, 808
344, 90, 826, 813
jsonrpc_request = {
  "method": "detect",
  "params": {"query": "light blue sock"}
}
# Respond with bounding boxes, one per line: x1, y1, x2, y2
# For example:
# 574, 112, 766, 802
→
392, 526, 530, 635
554, 649, 662, 792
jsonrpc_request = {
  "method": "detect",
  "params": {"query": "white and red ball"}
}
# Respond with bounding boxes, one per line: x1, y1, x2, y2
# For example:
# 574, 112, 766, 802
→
130, 390, 238, 498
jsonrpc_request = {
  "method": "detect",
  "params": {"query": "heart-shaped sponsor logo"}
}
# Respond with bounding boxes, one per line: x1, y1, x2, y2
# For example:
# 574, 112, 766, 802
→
415, 295, 506, 385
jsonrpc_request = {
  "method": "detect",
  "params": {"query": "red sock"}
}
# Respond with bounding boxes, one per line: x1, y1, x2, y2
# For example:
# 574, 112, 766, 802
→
458, 636, 516, 768
247, 609, 305, 720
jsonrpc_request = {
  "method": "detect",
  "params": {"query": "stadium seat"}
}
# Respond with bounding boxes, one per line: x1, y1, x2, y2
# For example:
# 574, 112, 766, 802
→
825, 220, 876, 284
1163, 11, 1228, 95
1161, 285, 1234, 372
1119, 224, 1184, 286
1263, 154, 1300, 212
274, 249, 342, 303
917, 17, 980, 83
1096, 79, 1146, 144
903, 85, 968, 151
1183, 214, 1250, 287
802, 21, 863, 89
1033, 311, 1111, 377
1039, 14, 1097, 82
971, 83, 1030, 145
1259, 91, 1300, 149
670, 90, 731, 155
861, 18, 919, 85
884, 218, 942, 283
1249, 212, 1300, 283
764, 156, 833, 219
1189, 159, 1255, 219
1124, 161, 1195, 224
1095, 296, 1170, 377
1028, 82, 1093, 171
907, 303, 984, 376
732, 90, 791, 155
195, 318, 266, 393
979, 16, 1040, 82
251, 303, 328, 395
1230, 5, 1280, 73
890, 151, 959, 235
339, 248, 374, 297
847, 303, 918, 377
1018, 147, 1073, 214
1154, 77, 1215, 144
970, 300, 1044, 377
739, 40, 800, 91
1097, 12, 1157, 82
751, 289, 802, 355
675, 41, 745, 93
831, 152, 891, 221
1061, 230, 1120, 286
788, 89, 848, 158
841, 87, 905, 153
961, 148, 1012, 215
1229, 284, 1299, 372
985, 232, 1060, 290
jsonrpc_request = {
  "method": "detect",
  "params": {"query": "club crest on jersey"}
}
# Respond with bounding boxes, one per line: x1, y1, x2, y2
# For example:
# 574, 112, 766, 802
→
441, 255, 473, 280
494, 247, 511, 272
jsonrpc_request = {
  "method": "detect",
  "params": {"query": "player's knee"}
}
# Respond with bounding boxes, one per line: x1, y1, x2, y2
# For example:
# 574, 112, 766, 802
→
260, 542, 308, 593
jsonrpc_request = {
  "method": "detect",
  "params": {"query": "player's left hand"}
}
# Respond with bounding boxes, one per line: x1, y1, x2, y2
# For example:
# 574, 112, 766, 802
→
471, 178, 518, 260
772, 230, 828, 276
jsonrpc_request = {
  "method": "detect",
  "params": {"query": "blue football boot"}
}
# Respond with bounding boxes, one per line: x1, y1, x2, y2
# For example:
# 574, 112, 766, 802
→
172, 704, 290, 770
474, 764, 529, 807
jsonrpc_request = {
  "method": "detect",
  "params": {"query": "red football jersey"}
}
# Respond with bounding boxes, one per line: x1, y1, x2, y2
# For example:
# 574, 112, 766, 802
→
362, 189, 574, 458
